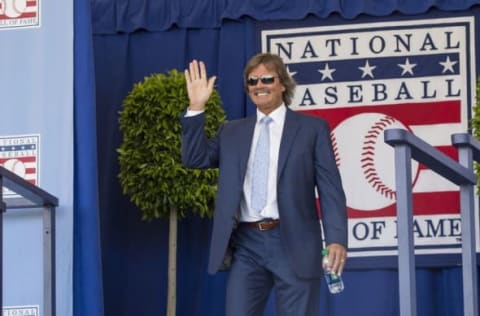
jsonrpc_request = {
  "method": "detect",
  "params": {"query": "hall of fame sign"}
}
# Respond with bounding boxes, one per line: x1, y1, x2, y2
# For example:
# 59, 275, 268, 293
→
258, 14, 478, 267
3, 305, 39, 316
0, 0, 40, 29
0, 134, 40, 197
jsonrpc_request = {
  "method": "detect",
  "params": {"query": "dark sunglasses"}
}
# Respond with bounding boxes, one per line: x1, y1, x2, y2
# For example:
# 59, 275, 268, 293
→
247, 75, 276, 86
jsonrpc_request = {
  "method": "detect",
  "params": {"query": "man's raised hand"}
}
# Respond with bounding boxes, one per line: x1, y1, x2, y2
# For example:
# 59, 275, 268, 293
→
185, 60, 216, 111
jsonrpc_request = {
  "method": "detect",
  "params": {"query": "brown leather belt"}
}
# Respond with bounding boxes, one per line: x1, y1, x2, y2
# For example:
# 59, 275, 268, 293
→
241, 219, 280, 231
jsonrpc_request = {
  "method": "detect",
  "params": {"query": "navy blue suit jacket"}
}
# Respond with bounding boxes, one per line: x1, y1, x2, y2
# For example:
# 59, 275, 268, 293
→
181, 107, 347, 278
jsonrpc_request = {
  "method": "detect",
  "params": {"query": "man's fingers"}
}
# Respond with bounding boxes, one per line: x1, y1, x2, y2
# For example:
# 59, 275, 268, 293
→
199, 61, 207, 81
185, 60, 214, 111
207, 76, 217, 91
187, 60, 211, 83
334, 256, 346, 276
337, 253, 347, 275
189, 60, 198, 80
326, 243, 347, 276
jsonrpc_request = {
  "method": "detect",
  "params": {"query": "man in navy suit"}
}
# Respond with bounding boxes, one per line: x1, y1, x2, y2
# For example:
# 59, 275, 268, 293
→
181, 53, 348, 315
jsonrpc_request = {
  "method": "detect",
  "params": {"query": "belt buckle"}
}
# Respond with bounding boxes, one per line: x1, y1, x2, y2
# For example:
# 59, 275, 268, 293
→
258, 222, 268, 231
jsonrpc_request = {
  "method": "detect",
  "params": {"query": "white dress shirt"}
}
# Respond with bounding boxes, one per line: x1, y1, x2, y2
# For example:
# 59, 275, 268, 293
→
239, 105, 286, 222
184, 106, 286, 222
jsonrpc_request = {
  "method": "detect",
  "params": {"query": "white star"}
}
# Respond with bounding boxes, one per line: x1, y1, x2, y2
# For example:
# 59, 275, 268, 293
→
318, 63, 336, 81
359, 60, 376, 79
286, 65, 297, 78
439, 56, 458, 74
398, 58, 417, 76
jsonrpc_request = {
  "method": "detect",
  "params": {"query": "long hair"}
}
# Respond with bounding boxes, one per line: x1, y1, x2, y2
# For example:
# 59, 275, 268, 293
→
243, 53, 296, 106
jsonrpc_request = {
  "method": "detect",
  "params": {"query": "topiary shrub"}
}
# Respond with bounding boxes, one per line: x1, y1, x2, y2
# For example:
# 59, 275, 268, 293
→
118, 69, 226, 220
472, 78, 480, 187
117, 69, 226, 316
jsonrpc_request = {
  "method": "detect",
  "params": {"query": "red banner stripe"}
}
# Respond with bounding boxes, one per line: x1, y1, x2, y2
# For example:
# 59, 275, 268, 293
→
0, 156, 36, 163
417, 146, 458, 170
300, 100, 461, 130
346, 191, 460, 218
20, 12, 37, 18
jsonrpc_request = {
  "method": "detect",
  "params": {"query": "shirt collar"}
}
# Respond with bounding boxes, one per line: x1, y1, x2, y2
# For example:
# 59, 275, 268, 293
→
256, 104, 286, 125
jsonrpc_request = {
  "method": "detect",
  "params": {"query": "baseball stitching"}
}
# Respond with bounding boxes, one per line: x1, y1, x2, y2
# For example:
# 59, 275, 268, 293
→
330, 131, 340, 167
361, 115, 397, 200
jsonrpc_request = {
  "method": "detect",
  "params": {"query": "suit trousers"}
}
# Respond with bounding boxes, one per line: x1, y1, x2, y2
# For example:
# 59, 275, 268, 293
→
226, 224, 321, 316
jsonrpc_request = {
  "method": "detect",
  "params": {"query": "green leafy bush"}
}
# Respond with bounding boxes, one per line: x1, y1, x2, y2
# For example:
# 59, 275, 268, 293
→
472, 78, 480, 187
118, 69, 226, 220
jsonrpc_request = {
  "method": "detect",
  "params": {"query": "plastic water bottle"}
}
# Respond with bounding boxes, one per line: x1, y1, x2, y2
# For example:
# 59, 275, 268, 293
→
322, 249, 344, 294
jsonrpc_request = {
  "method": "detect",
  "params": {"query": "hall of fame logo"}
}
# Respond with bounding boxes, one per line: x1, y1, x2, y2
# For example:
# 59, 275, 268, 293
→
260, 15, 478, 263
2, 305, 39, 316
0, 134, 40, 197
331, 113, 420, 211
0, 0, 40, 29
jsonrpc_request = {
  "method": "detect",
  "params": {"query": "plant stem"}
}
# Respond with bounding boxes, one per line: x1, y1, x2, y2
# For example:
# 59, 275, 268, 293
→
167, 207, 177, 316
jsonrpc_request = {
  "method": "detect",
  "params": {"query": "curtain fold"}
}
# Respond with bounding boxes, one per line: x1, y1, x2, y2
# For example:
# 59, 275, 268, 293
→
74, 0, 105, 315
91, 0, 480, 33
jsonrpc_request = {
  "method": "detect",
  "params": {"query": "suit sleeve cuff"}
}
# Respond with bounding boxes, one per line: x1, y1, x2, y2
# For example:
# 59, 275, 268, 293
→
184, 109, 205, 117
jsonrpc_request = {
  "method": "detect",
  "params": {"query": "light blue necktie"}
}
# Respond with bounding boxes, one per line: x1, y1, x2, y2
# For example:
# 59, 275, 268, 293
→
251, 116, 273, 212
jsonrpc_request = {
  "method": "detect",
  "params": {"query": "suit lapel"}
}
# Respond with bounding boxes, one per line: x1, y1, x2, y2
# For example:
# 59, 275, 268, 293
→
278, 109, 300, 178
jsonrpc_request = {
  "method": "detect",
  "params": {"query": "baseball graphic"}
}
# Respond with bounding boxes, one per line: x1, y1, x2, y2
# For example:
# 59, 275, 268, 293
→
331, 113, 420, 211
3, 0, 27, 18
3, 158, 26, 178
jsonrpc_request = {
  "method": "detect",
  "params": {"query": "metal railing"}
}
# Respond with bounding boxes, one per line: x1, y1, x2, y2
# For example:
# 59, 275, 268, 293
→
384, 129, 479, 316
0, 165, 58, 316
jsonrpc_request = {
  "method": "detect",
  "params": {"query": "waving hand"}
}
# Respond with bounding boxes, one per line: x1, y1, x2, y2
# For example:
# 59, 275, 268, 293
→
185, 60, 216, 111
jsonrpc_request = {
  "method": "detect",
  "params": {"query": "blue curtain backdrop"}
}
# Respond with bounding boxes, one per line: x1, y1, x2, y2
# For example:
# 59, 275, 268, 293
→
86, 0, 480, 315
74, 0, 104, 315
